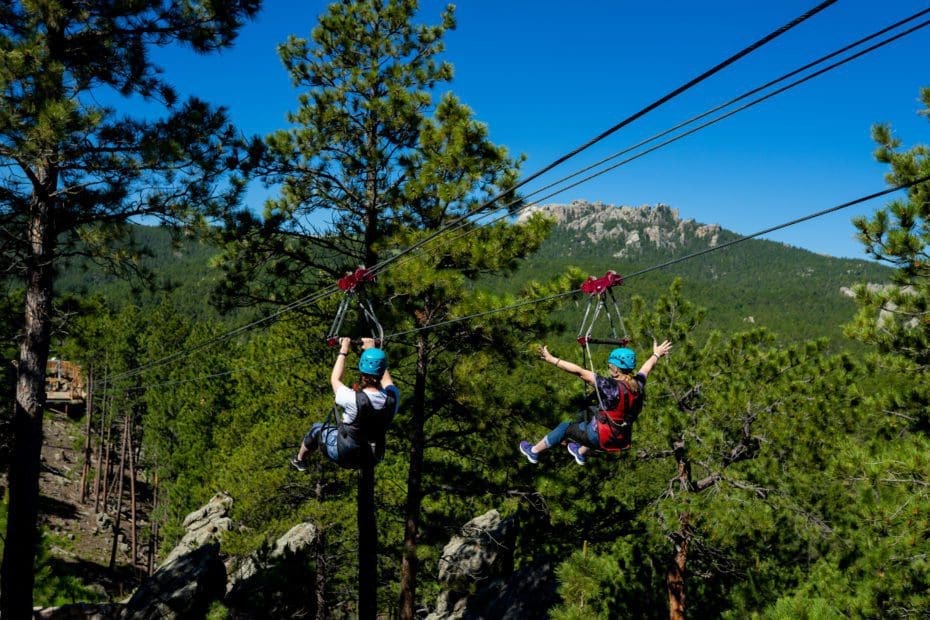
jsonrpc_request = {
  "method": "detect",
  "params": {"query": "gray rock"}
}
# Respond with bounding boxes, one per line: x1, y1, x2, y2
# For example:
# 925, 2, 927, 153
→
428, 511, 558, 620
160, 493, 233, 567
437, 510, 514, 587
227, 522, 318, 593
34, 603, 122, 619
95, 512, 113, 532
428, 510, 516, 619
517, 201, 720, 258
122, 543, 226, 620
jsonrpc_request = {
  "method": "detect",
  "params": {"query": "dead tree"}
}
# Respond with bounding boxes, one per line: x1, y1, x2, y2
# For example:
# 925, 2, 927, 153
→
108, 415, 129, 569
79, 366, 94, 502
127, 413, 138, 565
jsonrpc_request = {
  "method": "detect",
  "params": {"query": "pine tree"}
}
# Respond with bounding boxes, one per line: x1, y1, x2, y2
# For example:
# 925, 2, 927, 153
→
527, 283, 869, 617
211, 1, 555, 615
802, 85, 930, 616
0, 2, 260, 614
848, 86, 930, 430
214, 0, 459, 309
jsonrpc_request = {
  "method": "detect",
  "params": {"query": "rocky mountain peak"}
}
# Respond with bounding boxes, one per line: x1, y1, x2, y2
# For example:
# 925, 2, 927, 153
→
518, 200, 720, 258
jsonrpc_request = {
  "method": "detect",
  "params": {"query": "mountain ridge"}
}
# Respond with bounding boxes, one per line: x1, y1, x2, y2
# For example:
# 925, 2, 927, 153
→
512, 200, 891, 348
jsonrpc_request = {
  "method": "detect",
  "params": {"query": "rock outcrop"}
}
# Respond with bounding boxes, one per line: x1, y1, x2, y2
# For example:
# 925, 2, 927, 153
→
35, 495, 320, 620
227, 521, 318, 594
122, 543, 226, 619
160, 492, 233, 567
427, 509, 558, 620
517, 201, 721, 257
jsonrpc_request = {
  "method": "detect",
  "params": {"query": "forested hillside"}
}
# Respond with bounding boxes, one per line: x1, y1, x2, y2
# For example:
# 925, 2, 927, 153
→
2, 1, 930, 619
52, 204, 891, 350
54, 227, 237, 322
508, 201, 890, 348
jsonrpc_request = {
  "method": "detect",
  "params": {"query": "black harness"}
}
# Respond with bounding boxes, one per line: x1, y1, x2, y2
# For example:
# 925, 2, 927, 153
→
334, 389, 397, 469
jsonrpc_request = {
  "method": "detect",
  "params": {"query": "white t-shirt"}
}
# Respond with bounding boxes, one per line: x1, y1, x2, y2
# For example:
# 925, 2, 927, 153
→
335, 384, 400, 425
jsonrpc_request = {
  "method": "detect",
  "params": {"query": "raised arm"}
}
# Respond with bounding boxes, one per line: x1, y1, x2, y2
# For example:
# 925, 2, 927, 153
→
638, 339, 672, 378
331, 337, 351, 393
539, 345, 596, 385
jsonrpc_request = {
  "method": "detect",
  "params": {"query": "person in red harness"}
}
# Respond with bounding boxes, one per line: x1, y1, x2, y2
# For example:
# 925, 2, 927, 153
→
519, 339, 672, 465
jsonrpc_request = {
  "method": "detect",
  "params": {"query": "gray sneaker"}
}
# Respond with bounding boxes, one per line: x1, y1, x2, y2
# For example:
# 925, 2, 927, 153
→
290, 456, 309, 472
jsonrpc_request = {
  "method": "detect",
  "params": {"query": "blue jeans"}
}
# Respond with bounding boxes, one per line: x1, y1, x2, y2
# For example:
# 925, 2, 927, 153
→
304, 423, 340, 462
544, 418, 599, 449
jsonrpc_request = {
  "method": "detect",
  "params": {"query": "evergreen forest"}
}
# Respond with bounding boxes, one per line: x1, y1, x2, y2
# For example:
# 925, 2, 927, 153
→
2, 1, 930, 618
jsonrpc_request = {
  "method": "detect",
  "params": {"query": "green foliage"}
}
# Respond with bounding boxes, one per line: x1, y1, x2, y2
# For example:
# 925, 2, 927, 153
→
55, 225, 237, 322
214, 0, 461, 307
552, 538, 661, 619
497, 211, 889, 351
1, 495, 103, 607
1, 2, 261, 613
7, 2, 927, 616
32, 534, 106, 608
518, 280, 892, 617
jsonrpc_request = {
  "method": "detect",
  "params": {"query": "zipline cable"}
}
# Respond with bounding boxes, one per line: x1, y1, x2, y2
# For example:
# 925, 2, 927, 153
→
623, 173, 930, 280
100, 175, 930, 393
97, 3, 833, 387
514, 6, 930, 215
389, 174, 930, 339
434, 10, 930, 247
367, 0, 840, 277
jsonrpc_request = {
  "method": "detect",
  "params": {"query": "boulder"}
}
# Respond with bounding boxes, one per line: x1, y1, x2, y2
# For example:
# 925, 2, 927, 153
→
121, 543, 226, 620
428, 510, 515, 619
427, 510, 558, 620
437, 510, 515, 587
160, 492, 233, 567
227, 521, 318, 593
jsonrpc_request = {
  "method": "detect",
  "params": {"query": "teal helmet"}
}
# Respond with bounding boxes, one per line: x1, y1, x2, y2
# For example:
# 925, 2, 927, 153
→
608, 347, 636, 371
358, 347, 387, 377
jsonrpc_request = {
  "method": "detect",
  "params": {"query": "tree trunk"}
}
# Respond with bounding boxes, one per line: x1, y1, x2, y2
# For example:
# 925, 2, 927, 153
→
398, 334, 428, 620
79, 366, 94, 503
92, 368, 109, 512
315, 530, 328, 620
148, 472, 159, 575
666, 514, 692, 620
100, 399, 115, 510
314, 462, 329, 620
1, 178, 56, 619
128, 414, 138, 565
357, 449, 378, 620
109, 415, 129, 569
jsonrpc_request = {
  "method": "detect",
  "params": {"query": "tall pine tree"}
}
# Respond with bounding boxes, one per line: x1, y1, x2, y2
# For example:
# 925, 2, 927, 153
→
0, 2, 260, 615
212, 1, 567, 615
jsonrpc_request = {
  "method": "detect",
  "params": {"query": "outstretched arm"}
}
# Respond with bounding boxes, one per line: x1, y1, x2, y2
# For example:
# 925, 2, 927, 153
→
539, 345, 596, 385
638, 339, 672, 378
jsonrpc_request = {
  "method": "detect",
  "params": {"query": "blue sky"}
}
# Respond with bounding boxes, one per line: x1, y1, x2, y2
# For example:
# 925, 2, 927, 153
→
150, 1, 930, 260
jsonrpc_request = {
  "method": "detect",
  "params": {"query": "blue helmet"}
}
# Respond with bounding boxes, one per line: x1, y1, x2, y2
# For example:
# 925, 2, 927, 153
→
358, 347, 387, 377
608, 347, 636, 371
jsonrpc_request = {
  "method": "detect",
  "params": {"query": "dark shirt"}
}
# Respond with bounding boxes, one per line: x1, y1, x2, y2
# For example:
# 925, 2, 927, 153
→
593, 372, 646, 410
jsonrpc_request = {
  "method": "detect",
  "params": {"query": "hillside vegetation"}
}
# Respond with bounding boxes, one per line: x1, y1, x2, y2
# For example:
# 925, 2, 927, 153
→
3, 1, 928, 618
507, 201, 890, 348
53, 204, 890, 352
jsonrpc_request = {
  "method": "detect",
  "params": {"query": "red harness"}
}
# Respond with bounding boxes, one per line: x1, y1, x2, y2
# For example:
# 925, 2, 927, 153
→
594, 380, 642, 452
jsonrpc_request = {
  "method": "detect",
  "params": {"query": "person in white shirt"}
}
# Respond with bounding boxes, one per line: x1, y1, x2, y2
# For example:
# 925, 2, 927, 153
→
292, 337, 400, 470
